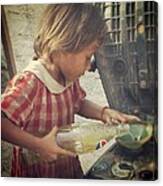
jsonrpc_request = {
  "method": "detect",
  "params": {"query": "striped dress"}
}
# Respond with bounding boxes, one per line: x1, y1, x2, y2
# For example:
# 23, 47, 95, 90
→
1, 60, 86, 178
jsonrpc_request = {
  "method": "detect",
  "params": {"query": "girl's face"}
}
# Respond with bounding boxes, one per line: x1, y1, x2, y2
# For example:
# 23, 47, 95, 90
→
59, 41, 99, 82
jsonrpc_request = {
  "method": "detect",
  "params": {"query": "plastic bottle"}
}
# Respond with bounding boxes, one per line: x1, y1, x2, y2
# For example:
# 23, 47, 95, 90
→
22, 121, 152, 165
56, 122, 130, 154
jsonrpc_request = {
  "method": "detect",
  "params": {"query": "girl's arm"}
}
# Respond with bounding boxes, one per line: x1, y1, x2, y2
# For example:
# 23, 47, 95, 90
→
1, 116, 76, 162
78, 99, 140, 124
77, 99, 103, 121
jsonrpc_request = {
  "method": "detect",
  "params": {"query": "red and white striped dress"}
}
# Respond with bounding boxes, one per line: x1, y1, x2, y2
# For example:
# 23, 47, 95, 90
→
1, 60, 86, 178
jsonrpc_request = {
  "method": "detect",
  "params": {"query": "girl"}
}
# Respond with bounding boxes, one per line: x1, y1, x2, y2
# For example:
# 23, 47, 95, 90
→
1, 4, 140, 178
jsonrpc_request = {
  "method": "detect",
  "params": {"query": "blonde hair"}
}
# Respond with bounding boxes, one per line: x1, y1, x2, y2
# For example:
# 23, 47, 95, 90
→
34, 4, 107, 59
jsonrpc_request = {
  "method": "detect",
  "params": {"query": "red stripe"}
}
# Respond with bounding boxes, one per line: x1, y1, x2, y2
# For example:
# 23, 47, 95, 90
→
37, 164, 40, 177
76, 80, 86, 99
69, 88, 75, 123
73, 81, 78, 104
2, 74, 33, 109
32, 83, 44, 131
18, 148, 22, 176
1, 96, 14, 109
12, 147, 20, 176
35, 163, 40, 177
48, 164, 51, 177
42, 163, 47, 177
55, 94, 63, 127
73, 80, 81, 113
75, 80, 86, 111
12, 82, 37, 125
64, 89, 71, 125
11, 148, 16, 176
31, 163, 34, 177
33, 164, 36, 176
41, 163, 46, 177
71, 82, 78, 114
46, 91, 52, 130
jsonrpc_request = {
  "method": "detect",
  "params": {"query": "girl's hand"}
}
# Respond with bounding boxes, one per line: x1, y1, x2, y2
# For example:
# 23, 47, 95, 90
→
36, 126, 76, 163
102, 108, 141, 125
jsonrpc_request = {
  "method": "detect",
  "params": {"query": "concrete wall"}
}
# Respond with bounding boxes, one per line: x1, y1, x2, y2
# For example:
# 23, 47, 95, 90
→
4, 5, 45, 72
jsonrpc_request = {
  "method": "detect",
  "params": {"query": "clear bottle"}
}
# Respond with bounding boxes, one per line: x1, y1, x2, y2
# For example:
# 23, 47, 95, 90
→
56, 122, 130, 154
21, 121, 152, 165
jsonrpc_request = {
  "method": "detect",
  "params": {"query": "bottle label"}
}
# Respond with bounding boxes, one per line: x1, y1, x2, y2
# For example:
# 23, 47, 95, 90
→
96, 139, 108, 150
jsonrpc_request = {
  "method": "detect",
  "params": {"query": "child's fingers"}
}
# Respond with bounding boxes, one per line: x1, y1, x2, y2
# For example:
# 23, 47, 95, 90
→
45, 126, 59, 139
111, 118, 119, 125
115, 114, 128, 123
41, 154, 58, 163
105, 118, 112, 125
131, 116, 141, 122
55, 145, 77, 158
50, 126, 59, 136
123, 114, 141, 122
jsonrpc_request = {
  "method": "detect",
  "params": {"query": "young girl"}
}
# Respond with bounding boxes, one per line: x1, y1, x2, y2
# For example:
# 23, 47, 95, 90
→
1, 4, 140, 178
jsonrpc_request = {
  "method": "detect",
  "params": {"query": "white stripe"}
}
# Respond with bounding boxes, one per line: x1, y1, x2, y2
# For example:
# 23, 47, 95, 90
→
51, 95, 58, 127
60, 93, 68, 126
66, 89, 74, 123
38, 87, 47, 132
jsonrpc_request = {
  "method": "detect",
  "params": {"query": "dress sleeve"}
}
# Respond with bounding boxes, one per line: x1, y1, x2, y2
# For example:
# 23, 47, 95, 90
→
73, 79, 86, 113
1, 72, 38, 127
